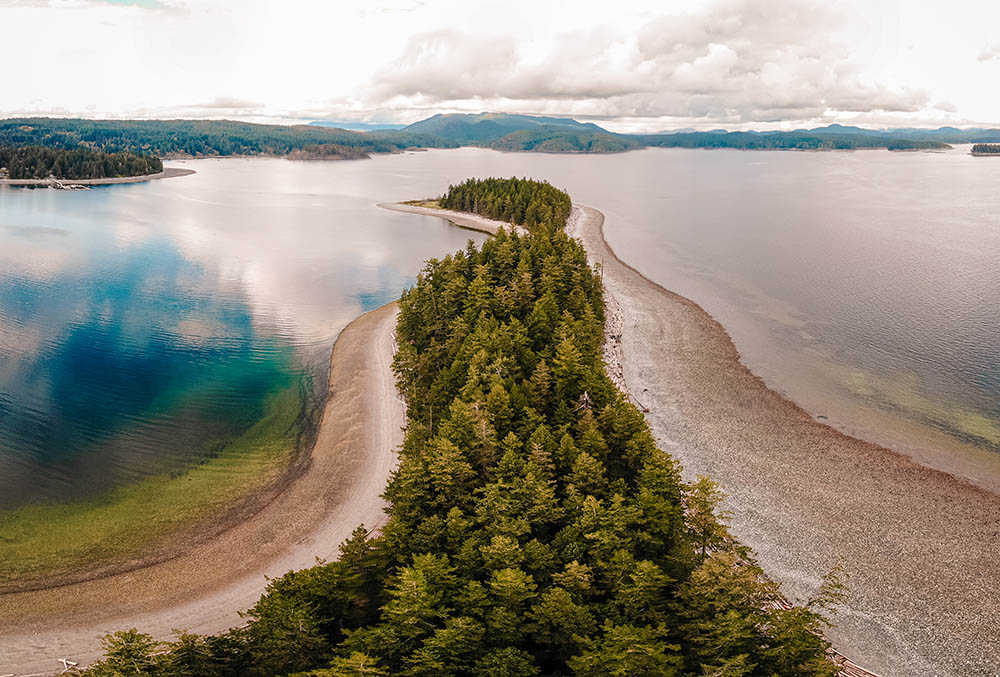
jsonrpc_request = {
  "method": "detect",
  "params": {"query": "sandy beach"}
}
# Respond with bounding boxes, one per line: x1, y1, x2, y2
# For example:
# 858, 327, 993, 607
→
566, 205, 1000, 677
0, 166, 195, 187
0, 301, 403, 676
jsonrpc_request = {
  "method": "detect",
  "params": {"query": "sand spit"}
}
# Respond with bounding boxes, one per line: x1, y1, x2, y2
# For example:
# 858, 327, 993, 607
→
0, 302, 403, 676
566, 204, 1000, 677
378, 201, 528, 236
0, 167, 196, 187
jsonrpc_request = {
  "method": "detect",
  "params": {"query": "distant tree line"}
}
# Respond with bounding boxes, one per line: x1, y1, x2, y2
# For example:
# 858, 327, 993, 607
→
489, 130, 642, 153
0, 118, 455, 158
0, 145, 162, 179
439, 177, 573, 229
971, 143, 1000, 154
80, 178, 844, 677
286, 144, 372, 161
635, 132, 948, 151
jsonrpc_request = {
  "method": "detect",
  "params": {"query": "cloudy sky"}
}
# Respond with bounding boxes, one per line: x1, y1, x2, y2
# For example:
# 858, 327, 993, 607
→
4, 0, 1000, 131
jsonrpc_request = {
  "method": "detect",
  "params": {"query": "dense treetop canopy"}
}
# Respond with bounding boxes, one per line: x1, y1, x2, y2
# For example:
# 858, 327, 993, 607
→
0, 145, 162, 179
81, 178, 843, 677
439, 177, 572, 230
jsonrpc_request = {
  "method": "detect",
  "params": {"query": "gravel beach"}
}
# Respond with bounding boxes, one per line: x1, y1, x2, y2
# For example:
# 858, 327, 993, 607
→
0, 166, 195, 186
567, 204, 1000, 677
378, 201, 528, 235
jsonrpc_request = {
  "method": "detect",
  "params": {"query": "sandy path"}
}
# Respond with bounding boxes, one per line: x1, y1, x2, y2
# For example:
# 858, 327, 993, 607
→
0, 302, 403, 676
567, 205, 1000, 677
0, 167, 196, 187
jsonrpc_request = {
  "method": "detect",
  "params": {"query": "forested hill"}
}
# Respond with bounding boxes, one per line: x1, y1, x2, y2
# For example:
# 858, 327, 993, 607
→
632, 130, 950, 151
81, 178, 844, 677
0, 118, 456, 158
402, 113, 641, 153
403, 112, 609, 142
399, 113, 956, 151
0, 145, 162, 179
3, 116, 987, 157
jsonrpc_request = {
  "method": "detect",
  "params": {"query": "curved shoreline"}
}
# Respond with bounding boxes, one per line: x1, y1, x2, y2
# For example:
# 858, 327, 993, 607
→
0, 166, 195, 186
0, 301, 403, 676
567, 204, 1000, 677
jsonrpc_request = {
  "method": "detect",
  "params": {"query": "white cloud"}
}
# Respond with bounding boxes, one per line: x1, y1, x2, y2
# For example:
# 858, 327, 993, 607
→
369, 0, 932, 126
978, 44, 1000, 62
0, 0, 998, 130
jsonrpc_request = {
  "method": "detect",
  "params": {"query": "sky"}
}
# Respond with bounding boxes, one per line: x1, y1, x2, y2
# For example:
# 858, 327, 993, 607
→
4, 0, 1000, 132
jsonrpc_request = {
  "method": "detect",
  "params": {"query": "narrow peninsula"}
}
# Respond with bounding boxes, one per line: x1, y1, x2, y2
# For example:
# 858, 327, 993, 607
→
69, 178, 850, 677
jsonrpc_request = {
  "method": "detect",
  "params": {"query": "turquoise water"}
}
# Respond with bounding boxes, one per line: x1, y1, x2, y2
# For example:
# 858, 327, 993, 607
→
0, 158, 487, 508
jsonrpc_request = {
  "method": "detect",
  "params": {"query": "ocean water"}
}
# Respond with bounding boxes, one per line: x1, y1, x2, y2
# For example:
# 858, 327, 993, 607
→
3, 146, 1000, 511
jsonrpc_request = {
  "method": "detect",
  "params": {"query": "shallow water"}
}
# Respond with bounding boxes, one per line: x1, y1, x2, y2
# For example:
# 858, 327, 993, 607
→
3, 146, 1000, 509
0, 158, 487, 508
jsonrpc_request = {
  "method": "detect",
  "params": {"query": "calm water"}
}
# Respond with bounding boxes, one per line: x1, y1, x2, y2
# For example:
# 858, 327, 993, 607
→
3, 146, 1000, 509
0, 158, 487, 508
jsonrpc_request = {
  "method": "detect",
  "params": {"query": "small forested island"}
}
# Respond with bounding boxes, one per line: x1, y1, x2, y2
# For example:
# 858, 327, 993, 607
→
79, 178, 846, 677
438, 176, 572, 223
0, 144, 162, 180
971, 143, 1000, 155
286, 144, 372, 161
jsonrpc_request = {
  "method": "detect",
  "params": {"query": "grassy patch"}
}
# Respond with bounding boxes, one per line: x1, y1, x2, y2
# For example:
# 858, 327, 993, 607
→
402, 199, 443, 209
0, 385, 305, 588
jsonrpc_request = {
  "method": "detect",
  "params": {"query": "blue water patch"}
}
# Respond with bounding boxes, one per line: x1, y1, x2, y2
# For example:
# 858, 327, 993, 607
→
0, 225, 297, 506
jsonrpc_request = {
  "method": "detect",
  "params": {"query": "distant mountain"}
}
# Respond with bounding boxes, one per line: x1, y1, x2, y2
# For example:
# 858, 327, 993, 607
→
403, 112, 610, 144
308, 120, 406, 132
807, 123, 882, 136
397, 112, 638, 153
490, 129, 641, 154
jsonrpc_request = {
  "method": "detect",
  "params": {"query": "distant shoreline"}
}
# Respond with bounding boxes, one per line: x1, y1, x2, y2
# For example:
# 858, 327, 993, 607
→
0, 166, 195, 186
